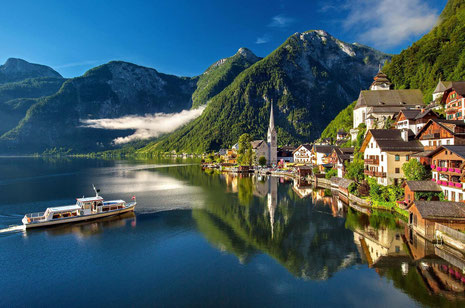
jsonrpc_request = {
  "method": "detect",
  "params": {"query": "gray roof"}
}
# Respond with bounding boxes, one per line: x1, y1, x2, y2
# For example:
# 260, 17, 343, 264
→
251, 140, 265, 149
293, 144, 312, 154
433, 80, 465, 94
355, 89, 424, 109
313, 145, 337, 154
369, 129, 424, 152
405, 181, 442, 192
427, 145, 465, 160
414, 201, 465, 219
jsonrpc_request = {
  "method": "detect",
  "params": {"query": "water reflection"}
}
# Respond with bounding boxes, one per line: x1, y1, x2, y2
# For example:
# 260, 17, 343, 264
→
28, 212, 137, 238
190, 170, 465, 304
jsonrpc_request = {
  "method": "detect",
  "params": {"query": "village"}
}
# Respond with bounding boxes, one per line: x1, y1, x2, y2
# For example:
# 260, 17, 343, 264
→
202, 69, 465, 251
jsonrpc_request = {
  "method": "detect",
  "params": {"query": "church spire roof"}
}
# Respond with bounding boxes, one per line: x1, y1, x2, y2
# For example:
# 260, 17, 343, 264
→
268, 102, 275, 132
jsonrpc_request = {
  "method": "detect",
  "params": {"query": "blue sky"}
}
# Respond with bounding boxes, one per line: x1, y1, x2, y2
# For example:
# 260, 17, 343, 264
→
0, 0, 448, 78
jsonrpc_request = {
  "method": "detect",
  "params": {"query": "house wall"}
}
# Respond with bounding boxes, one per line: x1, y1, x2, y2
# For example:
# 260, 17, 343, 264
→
404, 185, 415, 203
430, 150, 465, 201
386, 152, 413, 185
293, 147, 312, 164
353, 107, 367, 128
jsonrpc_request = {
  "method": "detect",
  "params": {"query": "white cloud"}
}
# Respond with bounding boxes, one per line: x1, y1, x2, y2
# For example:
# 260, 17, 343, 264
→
268, 14, 295, 28
55, 60, 104, 69
81, 106, 206, 144
255, 34, 271, 44
342, 0, 439, 48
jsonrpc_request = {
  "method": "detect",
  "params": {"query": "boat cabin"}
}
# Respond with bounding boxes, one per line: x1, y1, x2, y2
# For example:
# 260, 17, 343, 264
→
77, 196, 104, 215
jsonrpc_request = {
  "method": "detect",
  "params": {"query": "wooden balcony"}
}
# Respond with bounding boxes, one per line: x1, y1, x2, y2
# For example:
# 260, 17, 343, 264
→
422, 133, 440, 140
364, 158, 379, 165
364, 170, 386, 178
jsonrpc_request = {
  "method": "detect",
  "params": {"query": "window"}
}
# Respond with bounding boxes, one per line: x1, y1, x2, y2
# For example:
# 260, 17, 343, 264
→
395, 155, 400, 161
395, 168, 400, 174
381, 155, 383, 162
452, 191, 456, 201
459, 193, 463, 202
406, 155, 410, 161
447, 140, 451, 145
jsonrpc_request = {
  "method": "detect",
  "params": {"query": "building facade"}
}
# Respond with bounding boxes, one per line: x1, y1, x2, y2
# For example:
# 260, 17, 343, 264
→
428, 145, 465, 202
293, 144, 312, 164
361, 129, 424, 186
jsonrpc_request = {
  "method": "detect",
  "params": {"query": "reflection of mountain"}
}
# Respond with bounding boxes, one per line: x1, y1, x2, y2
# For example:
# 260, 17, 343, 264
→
159, 167, 360, 280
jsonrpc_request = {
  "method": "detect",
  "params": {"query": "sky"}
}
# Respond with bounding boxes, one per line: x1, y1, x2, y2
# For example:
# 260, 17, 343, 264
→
0, 0, 448, 78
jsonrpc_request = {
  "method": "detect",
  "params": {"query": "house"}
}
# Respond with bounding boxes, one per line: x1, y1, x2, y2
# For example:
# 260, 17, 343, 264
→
394, 108, 440, 135
336, 129, 348, 141
441, 82, 465, 120
416, 119, 465, 151
403, 181, 442, 205
224, 149, 237, 164
330, 147, 354, 178
277, 146, 295, 163
428, 145, 465, 202
293, 144, 312, 164
432, 80, 465, 102
361, 129, 424, 186
351, 71, 424, 140
353, 89, 424, 130
408, 200, 465, 240
251, 140, 268, 164
312, 145, 337, 171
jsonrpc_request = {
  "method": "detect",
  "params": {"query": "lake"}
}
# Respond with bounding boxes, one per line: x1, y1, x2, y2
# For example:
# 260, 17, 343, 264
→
1, 157, 464, 307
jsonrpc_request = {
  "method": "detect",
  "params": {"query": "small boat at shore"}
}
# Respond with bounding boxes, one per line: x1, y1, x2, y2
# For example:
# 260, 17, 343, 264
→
22, 185, 136, 229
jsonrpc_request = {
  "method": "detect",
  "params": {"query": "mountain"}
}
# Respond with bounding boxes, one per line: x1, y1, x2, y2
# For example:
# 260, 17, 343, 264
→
320, 100, 356, 142
0, 61, 197, 153
140, 30, 390, 154
0, 77, 66, 135
0, 58, 62, 84
383, 0, 465, 101
192, 48, 261, 108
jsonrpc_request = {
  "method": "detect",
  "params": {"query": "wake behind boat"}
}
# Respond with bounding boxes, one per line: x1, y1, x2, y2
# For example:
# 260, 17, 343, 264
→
22, 185, 136, 229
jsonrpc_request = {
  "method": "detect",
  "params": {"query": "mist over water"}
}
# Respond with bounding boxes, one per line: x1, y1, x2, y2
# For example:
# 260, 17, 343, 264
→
81, 106, 206, 144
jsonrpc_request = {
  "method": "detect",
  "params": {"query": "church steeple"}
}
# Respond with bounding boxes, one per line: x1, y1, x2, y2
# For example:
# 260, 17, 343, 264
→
267, 102, 277, 166
268, 102, 275, 134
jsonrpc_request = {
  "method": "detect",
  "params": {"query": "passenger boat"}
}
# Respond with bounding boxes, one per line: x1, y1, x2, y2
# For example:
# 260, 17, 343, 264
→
22, 185, 136, 229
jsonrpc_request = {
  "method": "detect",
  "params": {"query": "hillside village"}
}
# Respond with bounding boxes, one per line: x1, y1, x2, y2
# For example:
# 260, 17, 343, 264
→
205, 68, 465, 241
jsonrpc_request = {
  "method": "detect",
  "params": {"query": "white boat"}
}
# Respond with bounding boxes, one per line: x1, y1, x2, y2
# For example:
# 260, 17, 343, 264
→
22, 185, 136, 229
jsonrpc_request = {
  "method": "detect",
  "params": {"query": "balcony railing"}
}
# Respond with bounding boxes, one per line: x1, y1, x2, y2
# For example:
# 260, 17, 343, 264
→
436, 180, 462, 188
432, 165, 463, 174
422, 133, 440, 140
364, 158, 379, 165
364, 170, 386, 178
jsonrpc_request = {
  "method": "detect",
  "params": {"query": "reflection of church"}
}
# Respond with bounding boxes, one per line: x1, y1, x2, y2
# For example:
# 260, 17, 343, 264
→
267, 176, 278, 238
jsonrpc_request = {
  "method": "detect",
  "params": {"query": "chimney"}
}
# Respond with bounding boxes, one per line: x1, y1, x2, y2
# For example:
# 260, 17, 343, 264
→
401, 128, 409, 142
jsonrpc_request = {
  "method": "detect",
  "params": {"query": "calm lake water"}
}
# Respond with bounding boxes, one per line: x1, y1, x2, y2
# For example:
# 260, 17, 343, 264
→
1, 157, 465, 307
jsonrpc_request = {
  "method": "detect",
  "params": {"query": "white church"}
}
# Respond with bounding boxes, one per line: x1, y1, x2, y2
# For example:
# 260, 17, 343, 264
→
250, 103, 278, 166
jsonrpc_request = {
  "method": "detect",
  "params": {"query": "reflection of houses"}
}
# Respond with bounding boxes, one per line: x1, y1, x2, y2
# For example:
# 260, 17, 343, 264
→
353, 227, 408, 267
361, 129, 424, 186
428, 145, 465, 202
293, 144, 312, 164
292, 179, 313, 199
408, 200, 465, 240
